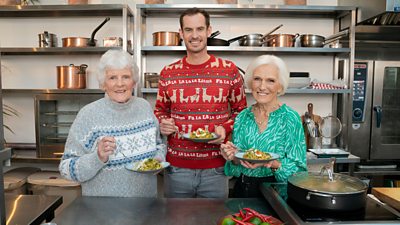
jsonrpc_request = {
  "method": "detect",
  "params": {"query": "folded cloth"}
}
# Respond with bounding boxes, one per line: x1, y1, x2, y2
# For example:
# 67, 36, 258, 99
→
310, 79, 347, 89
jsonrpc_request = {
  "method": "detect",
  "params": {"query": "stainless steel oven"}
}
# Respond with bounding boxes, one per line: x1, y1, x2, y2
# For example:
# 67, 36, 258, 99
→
350, 60, 400, 160
35, 94, 103, 158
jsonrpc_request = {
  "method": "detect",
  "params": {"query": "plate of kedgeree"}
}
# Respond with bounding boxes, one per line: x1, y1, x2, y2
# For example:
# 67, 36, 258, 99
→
235, 148, 280, 164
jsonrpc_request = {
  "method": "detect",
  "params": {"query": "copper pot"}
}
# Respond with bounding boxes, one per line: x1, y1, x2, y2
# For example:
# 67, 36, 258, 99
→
265, 33, 299, 47
57, 64, 88, 89
62, 17, 110, 47
152, 31, 181, 46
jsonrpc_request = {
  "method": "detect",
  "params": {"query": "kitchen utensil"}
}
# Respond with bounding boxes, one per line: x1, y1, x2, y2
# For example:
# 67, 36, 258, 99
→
319, 115, 342, 138
62, 17, 110, 47
238, 24, 283, 47
56, 64, 88, 89
288, 159, 368, 211
144, 72, 159, 88
207, 31, 243, 46
264, 33, 299, 47
307, 103, 322, 124
68, 0, 88, 4
152, 31, 181, 46
299, 30, 348, 47
38, 31, 57, 48
103, 37, 122, 47
372, 188, 400, 212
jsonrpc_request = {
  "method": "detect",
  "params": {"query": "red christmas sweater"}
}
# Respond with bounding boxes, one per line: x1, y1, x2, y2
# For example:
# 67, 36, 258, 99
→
154, 55, 247, 169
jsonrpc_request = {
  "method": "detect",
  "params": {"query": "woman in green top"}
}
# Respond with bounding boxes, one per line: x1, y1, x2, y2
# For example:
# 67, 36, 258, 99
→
220, 55, 307, 198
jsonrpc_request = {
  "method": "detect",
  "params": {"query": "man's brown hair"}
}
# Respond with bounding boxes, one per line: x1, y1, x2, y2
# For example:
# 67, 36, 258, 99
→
179, 8, 210, 29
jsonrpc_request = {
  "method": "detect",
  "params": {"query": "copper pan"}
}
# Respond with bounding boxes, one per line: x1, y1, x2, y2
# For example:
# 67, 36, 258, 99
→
264, 33, 299, 47
152, 31, 181, 46
62, 17, 110, 47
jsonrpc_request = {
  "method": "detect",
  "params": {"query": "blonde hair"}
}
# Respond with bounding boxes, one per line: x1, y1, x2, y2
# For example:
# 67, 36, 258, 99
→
244, 55, 289, 96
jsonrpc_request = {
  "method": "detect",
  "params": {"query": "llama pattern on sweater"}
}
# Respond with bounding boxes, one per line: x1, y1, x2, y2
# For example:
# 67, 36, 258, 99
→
154, 55, 247, 169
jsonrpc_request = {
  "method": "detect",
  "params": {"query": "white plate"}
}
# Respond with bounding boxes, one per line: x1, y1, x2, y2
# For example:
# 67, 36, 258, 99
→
182, 132, 219, 142
308, 148, 349, 158
235, 152, 280, 164
125, 161, 170, 174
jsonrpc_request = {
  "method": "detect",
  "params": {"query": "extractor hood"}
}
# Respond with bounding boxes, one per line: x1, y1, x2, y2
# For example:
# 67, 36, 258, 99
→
338, 0, 400, 60
338, 0, 400, 25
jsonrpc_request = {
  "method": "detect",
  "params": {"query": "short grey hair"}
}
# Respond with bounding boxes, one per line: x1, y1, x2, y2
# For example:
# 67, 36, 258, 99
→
244, 55, 289, 96
97, 50, 139, 87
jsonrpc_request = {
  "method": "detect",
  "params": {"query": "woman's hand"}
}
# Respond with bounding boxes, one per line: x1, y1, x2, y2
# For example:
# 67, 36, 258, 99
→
240, 159, 281, 171
98, 136, 116, 163
220, 141, 238, 161
160, 118, 178, 136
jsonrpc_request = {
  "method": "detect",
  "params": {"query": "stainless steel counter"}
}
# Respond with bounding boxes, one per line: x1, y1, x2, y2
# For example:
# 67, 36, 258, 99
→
53, 197, 276, 225
5, 194, 62, 225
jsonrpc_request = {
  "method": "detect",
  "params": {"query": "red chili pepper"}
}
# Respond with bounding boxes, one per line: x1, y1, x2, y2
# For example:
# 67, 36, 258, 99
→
232, 212, 241, 218
243, 208, 266, 222
239, 209, 246, 218
241, 216, 251, 222
231, 217, 252, 225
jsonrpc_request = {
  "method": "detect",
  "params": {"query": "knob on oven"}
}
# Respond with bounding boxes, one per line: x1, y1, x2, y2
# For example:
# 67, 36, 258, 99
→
353, 108, 363, 119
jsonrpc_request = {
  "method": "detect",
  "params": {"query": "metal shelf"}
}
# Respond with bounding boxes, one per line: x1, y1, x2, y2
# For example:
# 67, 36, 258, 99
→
2, 89, 104, 94
141, 88, 351, 94
0, 4, 134, 17
0, 47, 133, 55
137, 4, 354, 18
141, 46, 351, 55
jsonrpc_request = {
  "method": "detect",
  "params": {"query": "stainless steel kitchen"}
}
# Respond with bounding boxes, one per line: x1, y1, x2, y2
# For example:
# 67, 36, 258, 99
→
0, 0, 400, 225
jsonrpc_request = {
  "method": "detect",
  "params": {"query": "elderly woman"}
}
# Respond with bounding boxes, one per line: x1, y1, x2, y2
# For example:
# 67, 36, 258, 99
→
59, 50, 166, 197
220, 55, 307, 198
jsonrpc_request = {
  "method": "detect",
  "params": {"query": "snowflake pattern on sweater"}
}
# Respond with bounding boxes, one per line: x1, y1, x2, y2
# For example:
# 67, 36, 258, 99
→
59, 95, 166, 197
154, 55, 247, 169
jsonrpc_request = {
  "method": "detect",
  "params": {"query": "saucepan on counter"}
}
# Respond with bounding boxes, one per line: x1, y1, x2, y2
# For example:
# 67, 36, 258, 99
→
153, 31, 181, 46
62, 17, 110, 47
287, 158, 368, 211
299, 30, 349, 48
57, 64, 88, 89
238, 24, 283, 47
207, 31, 242, 46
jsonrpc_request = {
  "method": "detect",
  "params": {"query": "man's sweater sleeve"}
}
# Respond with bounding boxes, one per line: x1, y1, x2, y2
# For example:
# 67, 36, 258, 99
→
154, 68, 171, 122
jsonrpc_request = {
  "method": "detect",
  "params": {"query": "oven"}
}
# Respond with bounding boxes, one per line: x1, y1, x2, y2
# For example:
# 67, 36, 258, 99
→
349, 61, 400, 161
34, 94, 103, 158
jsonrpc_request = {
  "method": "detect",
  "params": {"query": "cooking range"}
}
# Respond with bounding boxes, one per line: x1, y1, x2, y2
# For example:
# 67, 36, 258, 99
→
261, 183, 400, 225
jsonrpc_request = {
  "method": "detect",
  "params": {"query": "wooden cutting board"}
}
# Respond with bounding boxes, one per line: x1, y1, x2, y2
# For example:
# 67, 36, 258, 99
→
372, 188, 400, 211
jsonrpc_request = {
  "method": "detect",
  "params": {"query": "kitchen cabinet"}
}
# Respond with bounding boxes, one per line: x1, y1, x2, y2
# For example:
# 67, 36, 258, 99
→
135, 4, 354, 94
0, 4, 134, 156
0, 4, 134, 93
135, 4, 356, 149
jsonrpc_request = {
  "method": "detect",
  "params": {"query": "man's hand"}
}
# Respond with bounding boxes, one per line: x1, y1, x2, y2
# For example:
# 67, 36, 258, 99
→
208, 125, 226, 144
160, 118, 178, 136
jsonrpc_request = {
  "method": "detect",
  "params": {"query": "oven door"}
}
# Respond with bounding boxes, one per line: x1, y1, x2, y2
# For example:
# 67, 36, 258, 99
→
371, 61, 400, 159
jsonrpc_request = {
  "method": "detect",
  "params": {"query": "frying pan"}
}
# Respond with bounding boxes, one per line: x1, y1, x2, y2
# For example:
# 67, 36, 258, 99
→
62, 17, 110, 47
299, 30, 349, 48
238, 24, 283, 47
207, 31, 242, 46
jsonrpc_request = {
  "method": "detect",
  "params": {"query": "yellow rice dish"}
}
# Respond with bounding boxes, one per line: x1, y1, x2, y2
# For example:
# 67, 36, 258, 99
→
189, 128, 213, 139
243, 148, 272, 160
137, 158, 162, 171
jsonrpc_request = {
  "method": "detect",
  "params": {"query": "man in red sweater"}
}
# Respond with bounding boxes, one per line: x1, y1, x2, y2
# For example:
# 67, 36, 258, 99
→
154, 8, 247, 198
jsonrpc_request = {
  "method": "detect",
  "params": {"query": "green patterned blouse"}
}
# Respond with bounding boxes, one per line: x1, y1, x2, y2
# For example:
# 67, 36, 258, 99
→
224, 104, 307, 182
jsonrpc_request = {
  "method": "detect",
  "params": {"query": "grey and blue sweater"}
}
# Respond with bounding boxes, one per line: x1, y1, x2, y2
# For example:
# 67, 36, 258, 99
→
59, 94, 166, 197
